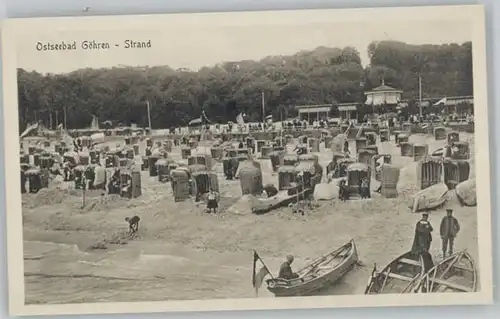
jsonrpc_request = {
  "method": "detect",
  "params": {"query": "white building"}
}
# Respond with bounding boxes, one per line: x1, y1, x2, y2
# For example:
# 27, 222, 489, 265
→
364, 80, 403, 108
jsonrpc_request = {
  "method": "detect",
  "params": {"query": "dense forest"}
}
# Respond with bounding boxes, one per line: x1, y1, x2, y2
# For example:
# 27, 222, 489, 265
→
17, 40, 473, 131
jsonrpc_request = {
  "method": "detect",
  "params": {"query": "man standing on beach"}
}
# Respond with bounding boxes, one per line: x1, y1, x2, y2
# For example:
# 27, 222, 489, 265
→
411, 213, 434, 254
440, 209, 460, 258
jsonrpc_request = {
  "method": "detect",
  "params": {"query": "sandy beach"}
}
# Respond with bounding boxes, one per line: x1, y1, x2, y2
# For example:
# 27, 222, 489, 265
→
21, 133, 478, 304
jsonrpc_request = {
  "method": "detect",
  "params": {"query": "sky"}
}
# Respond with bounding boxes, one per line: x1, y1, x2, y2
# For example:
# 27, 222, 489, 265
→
12, 12, 473, 74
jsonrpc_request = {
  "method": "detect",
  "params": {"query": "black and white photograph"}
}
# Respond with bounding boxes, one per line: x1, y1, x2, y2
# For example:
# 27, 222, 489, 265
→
1, 5, 493, 316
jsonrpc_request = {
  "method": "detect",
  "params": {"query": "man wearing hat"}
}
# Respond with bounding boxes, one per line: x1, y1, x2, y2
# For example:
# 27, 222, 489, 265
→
411, 213, 434, 254
440, 209, 461, 258
278, 255, 299, 280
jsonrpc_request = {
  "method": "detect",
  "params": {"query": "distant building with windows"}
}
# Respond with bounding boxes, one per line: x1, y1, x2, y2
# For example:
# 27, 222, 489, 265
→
364, 80, 403, 109
404, 95, 474, 114
336, 102, 360, 121
295, 104, 332, 123
294, 80, 473, 123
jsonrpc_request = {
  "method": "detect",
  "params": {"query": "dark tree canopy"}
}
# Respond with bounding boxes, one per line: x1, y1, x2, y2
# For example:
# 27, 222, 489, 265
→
17, 41, 472, 132
365, 41, 473, 98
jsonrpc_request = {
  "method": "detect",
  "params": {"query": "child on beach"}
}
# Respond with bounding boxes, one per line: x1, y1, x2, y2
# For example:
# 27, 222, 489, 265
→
125, 216, 140, 234
207, 189, 219, 214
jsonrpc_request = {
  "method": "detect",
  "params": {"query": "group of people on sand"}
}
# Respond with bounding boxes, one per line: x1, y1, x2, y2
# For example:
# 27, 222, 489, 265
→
273, 209, 461, 282
412, 209, 461, 259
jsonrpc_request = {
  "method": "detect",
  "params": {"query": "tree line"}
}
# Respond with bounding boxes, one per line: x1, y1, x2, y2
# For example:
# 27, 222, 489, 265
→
17, 40, 473, 131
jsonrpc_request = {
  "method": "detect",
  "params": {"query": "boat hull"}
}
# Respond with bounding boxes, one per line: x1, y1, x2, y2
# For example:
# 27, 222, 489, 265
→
365, 251, 428, 294
414, 251, 477, 293
252, 188, 313, 215
266, 240, 358, 297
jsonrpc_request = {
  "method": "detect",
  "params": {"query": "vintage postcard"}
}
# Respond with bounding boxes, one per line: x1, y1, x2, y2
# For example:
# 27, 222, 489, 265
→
1, 4, 493, 316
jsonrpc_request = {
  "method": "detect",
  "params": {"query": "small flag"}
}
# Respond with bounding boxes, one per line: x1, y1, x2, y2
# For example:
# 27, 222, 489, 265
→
252, 251, 271, 295
434, 97, 447, 106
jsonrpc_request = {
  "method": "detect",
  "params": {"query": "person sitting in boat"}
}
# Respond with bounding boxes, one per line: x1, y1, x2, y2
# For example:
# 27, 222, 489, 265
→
278, 255, 300, 280
411, 213, 434, 255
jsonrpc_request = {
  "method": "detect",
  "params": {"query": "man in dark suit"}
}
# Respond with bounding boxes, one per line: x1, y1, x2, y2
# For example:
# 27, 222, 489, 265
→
440, 209, 461, 258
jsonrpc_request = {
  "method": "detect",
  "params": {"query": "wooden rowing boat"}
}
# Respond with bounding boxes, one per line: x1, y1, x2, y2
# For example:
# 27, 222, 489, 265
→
365, 251, 430, 294
266, 239, 358, 297
413, 250, 477, 293
251, 188, 312, 215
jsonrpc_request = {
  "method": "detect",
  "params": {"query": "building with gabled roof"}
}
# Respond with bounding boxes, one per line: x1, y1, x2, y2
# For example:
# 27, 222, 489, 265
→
364, 80, 403, 107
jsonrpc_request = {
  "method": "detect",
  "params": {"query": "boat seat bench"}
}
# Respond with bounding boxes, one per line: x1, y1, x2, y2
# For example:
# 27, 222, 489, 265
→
318, 265, 334, 270
451, 264, 473, 272
399, 258, 422, 267
429, 278, 473, 292
382, 271, 414, 282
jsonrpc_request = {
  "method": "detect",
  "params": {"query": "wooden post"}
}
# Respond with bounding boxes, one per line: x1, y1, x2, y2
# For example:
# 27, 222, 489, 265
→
81, 176, 86, 208
63, 105, 67, 129
261, 92, 265, 128
146, 100, 152, 131
419, 75, 423, 117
